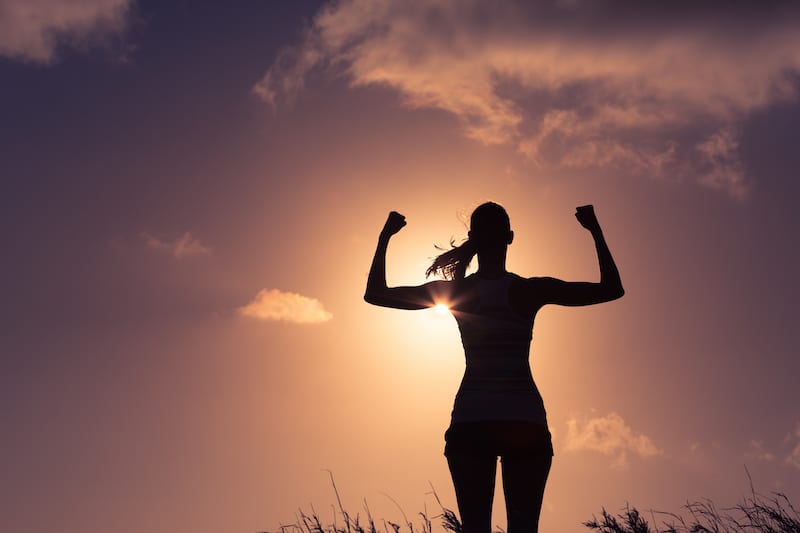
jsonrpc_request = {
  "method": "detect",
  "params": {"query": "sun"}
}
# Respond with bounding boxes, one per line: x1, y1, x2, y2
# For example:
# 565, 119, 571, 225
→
433, 303, 450, 316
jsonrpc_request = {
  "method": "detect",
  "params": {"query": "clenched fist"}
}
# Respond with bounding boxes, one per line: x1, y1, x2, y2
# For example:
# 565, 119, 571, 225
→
381, 211, 407, 238
575, 205, 600, 232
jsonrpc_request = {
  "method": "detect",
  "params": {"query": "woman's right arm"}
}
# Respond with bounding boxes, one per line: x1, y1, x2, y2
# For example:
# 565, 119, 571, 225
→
364, 211, 448, 310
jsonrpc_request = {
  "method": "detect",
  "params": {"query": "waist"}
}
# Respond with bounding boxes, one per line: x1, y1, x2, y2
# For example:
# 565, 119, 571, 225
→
451, 387, 547, 425
462, 353, 533, 381
459, 374, 535, 391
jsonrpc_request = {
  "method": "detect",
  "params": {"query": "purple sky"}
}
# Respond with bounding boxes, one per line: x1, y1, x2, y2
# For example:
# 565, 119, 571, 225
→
2, 1, 800, 532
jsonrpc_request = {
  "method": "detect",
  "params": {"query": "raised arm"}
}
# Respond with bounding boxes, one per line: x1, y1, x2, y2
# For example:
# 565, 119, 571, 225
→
364, 211, 448, 310
532, 205, 624, 307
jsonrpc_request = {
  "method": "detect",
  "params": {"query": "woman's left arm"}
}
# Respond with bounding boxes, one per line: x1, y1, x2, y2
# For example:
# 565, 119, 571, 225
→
364, 211, 447, 310
531, 205, 624, 307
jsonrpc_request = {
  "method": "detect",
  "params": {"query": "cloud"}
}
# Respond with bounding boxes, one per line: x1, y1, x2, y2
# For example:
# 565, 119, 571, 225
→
695, 128, 748, 198
785, 423, 800, 470
255, 0, 800, 197
142, 232, 211, 258
0, 0, 132, 64
746, 439, 777, 462
565, 412, 662, 468
238, 289, 333, 324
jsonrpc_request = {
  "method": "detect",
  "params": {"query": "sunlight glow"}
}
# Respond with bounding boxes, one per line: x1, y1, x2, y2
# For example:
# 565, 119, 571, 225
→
433, 303, 450, 316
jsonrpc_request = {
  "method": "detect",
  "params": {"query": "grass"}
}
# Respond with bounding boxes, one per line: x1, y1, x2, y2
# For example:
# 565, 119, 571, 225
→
263, 471, 461, 533
584, 489, 800, 532
584, 469, 799, 532
265, 472, 799, 533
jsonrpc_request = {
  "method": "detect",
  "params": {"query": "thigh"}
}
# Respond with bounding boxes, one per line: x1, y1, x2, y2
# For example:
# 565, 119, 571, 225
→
446, 451, 497, 533
497, 423, 553, 533
445, 424, 498, 533
500, 453, 552, 533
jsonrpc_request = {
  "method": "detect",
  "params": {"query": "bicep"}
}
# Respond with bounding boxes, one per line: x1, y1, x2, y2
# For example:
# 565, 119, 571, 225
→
365, 280, 451, 310
531, 276, 616, 307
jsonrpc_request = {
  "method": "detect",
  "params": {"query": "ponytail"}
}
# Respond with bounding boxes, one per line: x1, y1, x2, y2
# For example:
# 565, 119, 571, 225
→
426, 239, 477, 280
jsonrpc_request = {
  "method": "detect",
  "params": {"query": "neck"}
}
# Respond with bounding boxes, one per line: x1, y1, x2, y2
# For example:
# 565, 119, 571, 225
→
475, 249, 507, 278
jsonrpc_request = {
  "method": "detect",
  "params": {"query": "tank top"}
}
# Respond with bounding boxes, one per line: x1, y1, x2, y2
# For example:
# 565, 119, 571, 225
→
450, 272, 547, 426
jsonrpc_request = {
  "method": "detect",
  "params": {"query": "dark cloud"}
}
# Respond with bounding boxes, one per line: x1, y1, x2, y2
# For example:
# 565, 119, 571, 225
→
255, 0, 800, 197
0, 0, 133, 63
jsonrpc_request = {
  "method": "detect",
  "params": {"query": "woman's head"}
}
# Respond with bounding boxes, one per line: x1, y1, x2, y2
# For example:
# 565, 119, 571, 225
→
426, 202, 513, 280
468, 202, 513, 250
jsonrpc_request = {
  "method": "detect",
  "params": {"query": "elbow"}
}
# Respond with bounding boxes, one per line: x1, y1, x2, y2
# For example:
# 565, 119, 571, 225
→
599, 282, 624, 302
602, 274, 624, 301
612, 284, 625, 301
364, 290, 384, 306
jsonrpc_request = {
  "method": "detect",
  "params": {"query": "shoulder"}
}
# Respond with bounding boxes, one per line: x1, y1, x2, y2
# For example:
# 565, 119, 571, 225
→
422, 278, 462, 301
508, 274, 570, 310
524, 276, 568, 297
525, 275, 562, 287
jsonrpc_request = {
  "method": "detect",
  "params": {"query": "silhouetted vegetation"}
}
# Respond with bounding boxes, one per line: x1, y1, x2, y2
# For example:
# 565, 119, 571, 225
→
584, 489, 800, 533
266, 473, 799, 533
263, 473, 460, 533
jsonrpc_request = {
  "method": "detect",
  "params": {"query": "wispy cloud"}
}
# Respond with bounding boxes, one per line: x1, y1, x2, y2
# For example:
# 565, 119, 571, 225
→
142, 232, 211, 259
785, 423, 800, 470
255, 0, 800, 197
565, 412, 662, 468
0, 0, 132, 64
238, 289, 333, 324
746, 439, 777, 462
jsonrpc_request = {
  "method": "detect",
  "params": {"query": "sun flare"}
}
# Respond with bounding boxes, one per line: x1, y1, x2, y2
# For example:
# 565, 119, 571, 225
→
433, 303, 450, 316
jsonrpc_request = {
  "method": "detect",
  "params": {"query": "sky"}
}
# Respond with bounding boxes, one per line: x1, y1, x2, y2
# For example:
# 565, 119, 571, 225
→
2, 1, 799, 532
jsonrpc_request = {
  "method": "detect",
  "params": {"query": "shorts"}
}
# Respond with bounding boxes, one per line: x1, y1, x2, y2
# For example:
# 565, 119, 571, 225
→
444, 420, 554, 458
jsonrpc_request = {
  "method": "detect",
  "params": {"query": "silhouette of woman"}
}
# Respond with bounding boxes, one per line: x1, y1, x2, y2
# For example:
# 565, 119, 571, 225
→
364, 202, 624, 533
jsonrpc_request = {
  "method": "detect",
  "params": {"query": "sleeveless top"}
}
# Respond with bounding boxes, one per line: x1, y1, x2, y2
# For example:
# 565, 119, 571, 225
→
450, 272, 547, 426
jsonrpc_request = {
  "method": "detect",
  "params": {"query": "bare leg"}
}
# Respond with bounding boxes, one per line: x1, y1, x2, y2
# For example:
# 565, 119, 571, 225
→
501, 454, 552, 533
447, 451, 497, 533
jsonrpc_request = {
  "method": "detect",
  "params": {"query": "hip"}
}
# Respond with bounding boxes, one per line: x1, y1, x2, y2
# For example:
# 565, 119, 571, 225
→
444, 420, 553, 458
